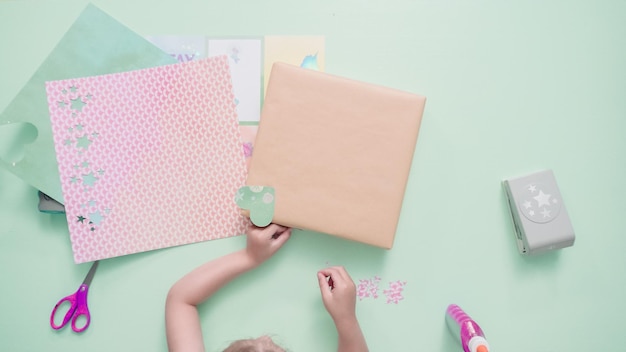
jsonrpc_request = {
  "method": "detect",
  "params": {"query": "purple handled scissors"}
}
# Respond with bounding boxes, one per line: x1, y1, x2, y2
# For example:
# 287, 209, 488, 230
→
50, 261, 98, 333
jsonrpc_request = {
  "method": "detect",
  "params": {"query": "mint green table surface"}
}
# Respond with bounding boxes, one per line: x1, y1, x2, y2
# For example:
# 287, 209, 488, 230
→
1, 1, 625, 351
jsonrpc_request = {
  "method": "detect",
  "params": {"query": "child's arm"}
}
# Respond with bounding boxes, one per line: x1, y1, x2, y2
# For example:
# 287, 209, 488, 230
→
165, 224, 291, 352
317, 266, 369, 352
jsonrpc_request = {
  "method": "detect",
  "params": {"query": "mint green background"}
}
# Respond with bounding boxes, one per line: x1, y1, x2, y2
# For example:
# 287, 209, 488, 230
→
1, 1, 625, 351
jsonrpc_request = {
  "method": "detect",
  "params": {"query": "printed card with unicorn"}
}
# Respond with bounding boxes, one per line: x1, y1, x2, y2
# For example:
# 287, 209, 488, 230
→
46, 56, 248, 263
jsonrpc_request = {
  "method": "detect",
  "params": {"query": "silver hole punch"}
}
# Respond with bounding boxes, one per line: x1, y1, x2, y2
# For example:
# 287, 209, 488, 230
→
38, 191, 66, 214
502, 169, 575, 255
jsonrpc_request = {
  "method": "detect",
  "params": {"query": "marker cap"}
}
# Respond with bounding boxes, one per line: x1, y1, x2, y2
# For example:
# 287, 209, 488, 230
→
468, 336, 490, 352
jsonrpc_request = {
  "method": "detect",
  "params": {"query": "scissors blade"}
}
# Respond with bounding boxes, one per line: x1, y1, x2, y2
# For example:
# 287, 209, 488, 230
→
82, 260, 99, 286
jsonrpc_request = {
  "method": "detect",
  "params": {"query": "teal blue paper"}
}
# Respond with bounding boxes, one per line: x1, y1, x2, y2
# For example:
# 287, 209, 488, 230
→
0, 122, 38, 165
0, 4, 177, 203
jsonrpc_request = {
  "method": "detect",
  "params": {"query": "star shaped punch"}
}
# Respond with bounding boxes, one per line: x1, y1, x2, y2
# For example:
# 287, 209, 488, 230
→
519, 183, 561, 224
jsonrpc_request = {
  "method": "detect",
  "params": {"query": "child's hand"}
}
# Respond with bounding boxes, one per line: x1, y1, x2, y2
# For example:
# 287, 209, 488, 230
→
245, 223, 291, 266
318, 267, 369, 351
317, 266, 357, 324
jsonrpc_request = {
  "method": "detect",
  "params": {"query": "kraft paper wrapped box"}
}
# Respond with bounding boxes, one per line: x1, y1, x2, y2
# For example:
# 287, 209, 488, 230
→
245, 63, 426, 249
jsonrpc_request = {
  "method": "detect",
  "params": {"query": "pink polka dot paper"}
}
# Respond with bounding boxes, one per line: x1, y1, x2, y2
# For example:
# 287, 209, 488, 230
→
46, 56, 248, 263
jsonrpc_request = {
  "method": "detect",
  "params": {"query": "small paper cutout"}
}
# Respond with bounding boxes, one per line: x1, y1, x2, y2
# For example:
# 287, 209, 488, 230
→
357, 276, 382, 300
383, 280, 407, 304
235, 186, 275, 227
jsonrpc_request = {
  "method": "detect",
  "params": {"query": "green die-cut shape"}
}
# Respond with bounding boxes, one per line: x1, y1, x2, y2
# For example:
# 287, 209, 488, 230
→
235, 186, 275, 227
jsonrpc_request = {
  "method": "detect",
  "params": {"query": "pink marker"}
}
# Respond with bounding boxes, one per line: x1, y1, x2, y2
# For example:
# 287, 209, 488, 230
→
445, 304, 490, 352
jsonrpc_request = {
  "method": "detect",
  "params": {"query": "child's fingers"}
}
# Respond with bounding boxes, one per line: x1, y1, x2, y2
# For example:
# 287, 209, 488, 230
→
320, 266, 349, 287
318, 270, 339, 287
264, 223, 288, 238
318, 266, 343, 275
271, 228, 292, 247
317, 272, 332, 298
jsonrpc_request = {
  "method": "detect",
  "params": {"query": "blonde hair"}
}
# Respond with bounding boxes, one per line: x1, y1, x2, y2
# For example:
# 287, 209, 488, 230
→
223, 336, 286, 352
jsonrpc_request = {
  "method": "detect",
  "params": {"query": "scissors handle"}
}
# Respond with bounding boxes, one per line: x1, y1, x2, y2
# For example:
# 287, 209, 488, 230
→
50, 284, 91, 333
50, 294, 76, 330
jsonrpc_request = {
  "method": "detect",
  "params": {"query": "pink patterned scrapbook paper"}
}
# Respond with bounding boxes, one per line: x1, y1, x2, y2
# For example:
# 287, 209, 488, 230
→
46, 56, 248, 263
